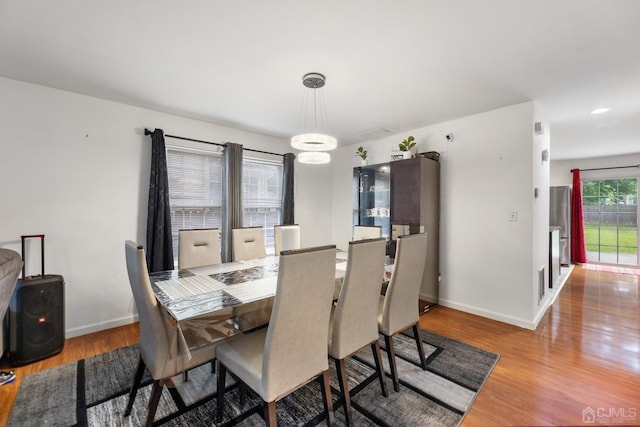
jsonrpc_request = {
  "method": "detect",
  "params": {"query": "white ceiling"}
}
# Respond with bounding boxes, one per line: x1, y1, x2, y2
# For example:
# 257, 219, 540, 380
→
1, 0, 639, 160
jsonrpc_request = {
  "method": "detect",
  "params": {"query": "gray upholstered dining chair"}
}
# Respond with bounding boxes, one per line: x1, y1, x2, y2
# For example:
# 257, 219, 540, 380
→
178, 228, 221, 378
329, 237, 388, 425
217, 245, 338, 426
123, 241, 219, 427
178, 228, 221, 269
231, 226, 271, 330
232, 226, 267, 261
378, 233, 429, 392
353, 225, 382, 241
273, 224, 300, 255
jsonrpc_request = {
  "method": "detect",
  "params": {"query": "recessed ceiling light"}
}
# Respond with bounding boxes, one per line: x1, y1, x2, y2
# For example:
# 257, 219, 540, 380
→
591, 108, 611, 115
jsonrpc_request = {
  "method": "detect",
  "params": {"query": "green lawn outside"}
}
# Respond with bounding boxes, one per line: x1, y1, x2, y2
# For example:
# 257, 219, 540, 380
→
584, 223, 638, 253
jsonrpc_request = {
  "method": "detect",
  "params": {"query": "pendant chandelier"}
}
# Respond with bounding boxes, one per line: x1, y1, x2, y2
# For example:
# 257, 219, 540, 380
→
297, 151, 331, 164
291, 72, 337, 164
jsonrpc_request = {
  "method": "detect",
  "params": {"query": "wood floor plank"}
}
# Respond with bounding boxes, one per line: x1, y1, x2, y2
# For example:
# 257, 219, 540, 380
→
0, 323, 140, 427
422, 266, 640, 426
1, 265, 638, 426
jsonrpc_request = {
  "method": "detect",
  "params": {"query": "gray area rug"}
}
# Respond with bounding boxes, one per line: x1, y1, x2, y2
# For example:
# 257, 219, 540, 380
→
9, 329, 499, 426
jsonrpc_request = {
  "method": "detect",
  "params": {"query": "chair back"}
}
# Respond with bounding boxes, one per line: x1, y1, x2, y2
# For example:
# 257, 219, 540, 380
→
262, 245, 337, 400
391, 224, 409, 240
379, 233, 428, 336
125, 241, 171, 378
274, 224, 301, 255
178, 228, 221, 269
330, 238, 386, 360
353, 225, 382, 241
231, 227, 266, 261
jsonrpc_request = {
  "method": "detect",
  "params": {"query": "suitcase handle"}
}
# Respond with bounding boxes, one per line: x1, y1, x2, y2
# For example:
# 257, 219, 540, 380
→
21, 234, 45, 278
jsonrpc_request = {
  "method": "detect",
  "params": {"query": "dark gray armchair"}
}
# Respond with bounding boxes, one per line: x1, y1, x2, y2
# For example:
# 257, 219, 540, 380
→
0, 249, 22, 355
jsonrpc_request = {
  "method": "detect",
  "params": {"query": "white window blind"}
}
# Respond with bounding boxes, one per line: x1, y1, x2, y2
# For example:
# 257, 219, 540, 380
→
242, 158, 283, 252
167, 147, 284, 261
167, 147, 223, 262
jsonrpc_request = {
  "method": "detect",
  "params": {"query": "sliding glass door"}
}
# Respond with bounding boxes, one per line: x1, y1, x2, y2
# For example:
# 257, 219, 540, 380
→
582, 178, 638, 265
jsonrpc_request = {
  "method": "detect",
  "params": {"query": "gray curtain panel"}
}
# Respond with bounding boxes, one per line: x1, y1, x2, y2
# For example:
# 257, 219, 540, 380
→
222, 142, 243, 262
281, 153, 295, 225
146, 129, 174, 272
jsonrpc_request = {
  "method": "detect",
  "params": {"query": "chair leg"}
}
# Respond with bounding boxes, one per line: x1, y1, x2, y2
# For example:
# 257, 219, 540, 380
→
384, 334, 400, 392
264, 401, 277, 427
184, 370, 189, 382
216, 362, 227, 424
124, 355, 146, 416
334, 358, 353, 426
211, 360, 216, 373
318, 369, 335, 427
412, 323, 428, 370
144, 380, 163, 427
238, 380, 247, 407
371, 341, 388, 397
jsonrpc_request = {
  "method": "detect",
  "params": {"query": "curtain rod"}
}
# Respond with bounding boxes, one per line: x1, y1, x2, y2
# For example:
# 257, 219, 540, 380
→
570, 165, 640, 173
144, 128, 284, 157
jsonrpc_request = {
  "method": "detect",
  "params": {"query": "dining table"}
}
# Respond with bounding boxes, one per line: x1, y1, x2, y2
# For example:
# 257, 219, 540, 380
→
149, 252, 340, 361
148, 250, 393, 365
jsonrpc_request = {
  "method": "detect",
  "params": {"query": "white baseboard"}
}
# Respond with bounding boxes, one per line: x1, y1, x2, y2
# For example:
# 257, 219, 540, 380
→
64, 314, 138, 339
437, 298, 536, 330
531, 264, 574, 328
439, 264, 575, 331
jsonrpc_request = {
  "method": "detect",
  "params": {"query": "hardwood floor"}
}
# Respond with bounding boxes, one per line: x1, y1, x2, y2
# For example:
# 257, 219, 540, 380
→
1, 265, 638, 426
424, 265, 640, 426
0, 323, 140, 426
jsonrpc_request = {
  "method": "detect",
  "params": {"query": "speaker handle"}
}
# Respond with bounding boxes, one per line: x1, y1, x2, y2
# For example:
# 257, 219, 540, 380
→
20, 234, 45, 278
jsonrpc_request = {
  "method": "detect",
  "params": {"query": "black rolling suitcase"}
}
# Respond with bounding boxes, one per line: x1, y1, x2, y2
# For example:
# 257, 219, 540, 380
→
8, 234, 65, 366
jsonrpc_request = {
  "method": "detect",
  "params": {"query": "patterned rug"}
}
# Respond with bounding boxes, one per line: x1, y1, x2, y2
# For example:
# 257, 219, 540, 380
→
9, 329, 499, 427
583, 263, 640, 275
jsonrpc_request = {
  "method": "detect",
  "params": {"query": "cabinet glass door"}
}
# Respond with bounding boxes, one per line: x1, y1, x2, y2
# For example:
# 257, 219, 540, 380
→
353, 164, 391, 239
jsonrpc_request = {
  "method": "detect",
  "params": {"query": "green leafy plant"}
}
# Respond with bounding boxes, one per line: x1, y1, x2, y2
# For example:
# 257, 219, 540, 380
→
356, 146, 368, 160
399, 135, 416, 151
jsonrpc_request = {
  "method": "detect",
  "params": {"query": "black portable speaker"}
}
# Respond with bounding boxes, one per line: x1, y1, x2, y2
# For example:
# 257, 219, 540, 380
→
8, 235, 65, 366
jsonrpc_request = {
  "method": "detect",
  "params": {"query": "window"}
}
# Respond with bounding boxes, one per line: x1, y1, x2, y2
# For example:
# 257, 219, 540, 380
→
242, 158, 283, 252
167, 147, 223, 263
582, 178, 638, 265
167, 147, 284, 262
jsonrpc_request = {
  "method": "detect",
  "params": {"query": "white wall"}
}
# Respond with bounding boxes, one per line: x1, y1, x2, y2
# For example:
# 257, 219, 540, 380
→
551, 153, 640, 186
332, 102, 550, 329
294, 162, 335, 248
531, 105, 552, 325
0, 76, 324, 338
0, 75, 556, 337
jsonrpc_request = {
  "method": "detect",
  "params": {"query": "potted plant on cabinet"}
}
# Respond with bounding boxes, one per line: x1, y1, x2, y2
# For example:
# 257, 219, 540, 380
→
356, 146, 368, 166
398, 135, 416, 159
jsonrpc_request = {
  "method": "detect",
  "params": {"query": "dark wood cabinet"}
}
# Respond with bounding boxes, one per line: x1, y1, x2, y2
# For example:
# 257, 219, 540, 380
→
354, 156, 440, 307
390, 157, 439, 227
390, 158, 421, 224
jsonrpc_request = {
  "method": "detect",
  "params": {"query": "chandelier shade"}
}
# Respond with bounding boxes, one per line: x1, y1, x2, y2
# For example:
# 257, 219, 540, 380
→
298, 151, 331, 164
290, 72, 337, 158
290, 133, 337, 151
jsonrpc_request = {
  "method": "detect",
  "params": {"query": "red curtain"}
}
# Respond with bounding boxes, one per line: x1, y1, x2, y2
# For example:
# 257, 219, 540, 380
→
571, 169, 588, 263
